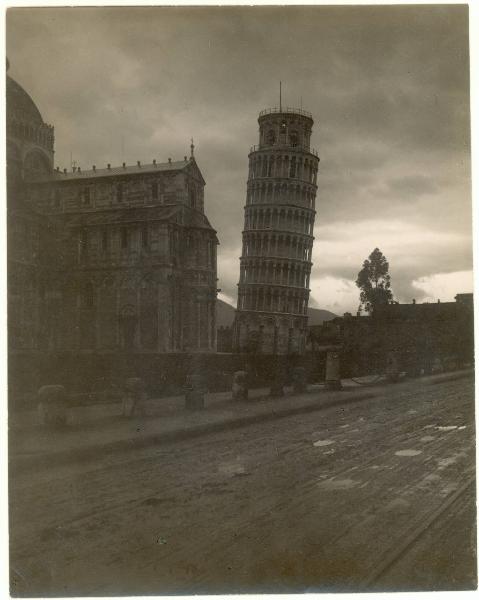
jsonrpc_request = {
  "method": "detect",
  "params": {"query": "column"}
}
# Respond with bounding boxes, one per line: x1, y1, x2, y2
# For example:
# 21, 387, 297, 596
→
115, 288, 120, 347
197, 298, 201, 349
207, 300, 212, 349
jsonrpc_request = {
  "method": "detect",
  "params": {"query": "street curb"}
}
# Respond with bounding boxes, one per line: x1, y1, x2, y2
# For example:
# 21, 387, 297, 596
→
423, 370, 474, 385
10, 368, 474, 474
11, 389, 377, 474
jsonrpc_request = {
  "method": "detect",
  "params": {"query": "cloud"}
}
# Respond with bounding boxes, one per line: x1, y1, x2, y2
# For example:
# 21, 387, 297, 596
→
310, 219, 472, 309
6, 5, 471, 313
386, 175, 438, 198
309, 276, 359, 315
412, 270, 473, 303
218, 291, 236, 307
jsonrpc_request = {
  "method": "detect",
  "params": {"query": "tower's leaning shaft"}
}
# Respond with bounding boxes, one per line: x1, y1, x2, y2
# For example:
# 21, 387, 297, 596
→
233, 106, 319, 354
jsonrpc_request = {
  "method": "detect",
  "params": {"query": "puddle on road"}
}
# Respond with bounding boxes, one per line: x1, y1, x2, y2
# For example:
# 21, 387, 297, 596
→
395, 449, 423, 457
437, 457, 457, 470
436, 425, 458, 431
437, 451, 468, 471
313, 439, 335, 447
386, 497, 410, 512
318, 478, 359, 491
439, 484, 459, 497
417, 473, 442, 491
420, 436, 435, 443
143, 497, 170, 507
423, 473, 441, 484
218, 460, 248, 477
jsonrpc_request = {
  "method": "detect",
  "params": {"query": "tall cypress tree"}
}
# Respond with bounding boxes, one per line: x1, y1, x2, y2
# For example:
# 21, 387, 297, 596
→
356, 248, 393, 314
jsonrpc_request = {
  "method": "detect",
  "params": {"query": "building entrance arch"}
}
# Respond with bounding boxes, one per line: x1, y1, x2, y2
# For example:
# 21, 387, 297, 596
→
119, 304, 137, 351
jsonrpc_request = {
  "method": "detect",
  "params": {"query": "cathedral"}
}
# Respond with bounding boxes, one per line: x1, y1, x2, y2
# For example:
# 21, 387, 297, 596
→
7, 66, 219, 355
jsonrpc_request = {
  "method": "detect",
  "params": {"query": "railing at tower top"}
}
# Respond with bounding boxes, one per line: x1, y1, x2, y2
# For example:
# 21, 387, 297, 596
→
259, 107, 313, 119
249, 144, 319, 157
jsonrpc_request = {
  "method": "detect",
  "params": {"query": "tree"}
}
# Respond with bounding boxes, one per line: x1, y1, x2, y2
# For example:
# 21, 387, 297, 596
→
356, 248, 393, 314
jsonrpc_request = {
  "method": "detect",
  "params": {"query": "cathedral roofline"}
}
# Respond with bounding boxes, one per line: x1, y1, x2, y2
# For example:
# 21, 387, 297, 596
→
29, 157, 200, 183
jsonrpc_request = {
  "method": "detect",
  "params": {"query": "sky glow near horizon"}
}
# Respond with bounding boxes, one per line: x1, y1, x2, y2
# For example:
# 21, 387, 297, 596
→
6, 5, 473, 314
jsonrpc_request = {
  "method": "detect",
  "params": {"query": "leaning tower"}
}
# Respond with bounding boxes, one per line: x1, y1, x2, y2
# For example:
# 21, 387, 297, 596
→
233, 106, 319, 355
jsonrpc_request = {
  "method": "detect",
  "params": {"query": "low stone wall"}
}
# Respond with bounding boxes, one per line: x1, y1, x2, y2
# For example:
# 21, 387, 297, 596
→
9, 351, 326, 411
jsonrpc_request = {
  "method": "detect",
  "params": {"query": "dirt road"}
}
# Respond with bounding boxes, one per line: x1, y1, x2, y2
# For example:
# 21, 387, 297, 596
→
10, 376, 476, 595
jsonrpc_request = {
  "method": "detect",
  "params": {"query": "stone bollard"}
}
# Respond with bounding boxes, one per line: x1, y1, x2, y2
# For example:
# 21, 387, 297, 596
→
406, 364, 421, 378
269, 357, 286, 398
404, 352, 420, 378
37, 385, 68, 427
386, 351, 400, 383
269, 380, 284, 397
123, 377, 147, 417
185, 353, 208, 410
185, 371, 206, 410
325, 351, 342, 390
184, 354, 207, 410
292, 366, 307, 394
232, 370, 249, 401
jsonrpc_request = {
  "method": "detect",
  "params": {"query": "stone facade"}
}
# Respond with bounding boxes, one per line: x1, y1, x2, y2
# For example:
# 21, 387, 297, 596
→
7, 70, 218, 355
233, 107, 319, 354
308, 294, 474, 376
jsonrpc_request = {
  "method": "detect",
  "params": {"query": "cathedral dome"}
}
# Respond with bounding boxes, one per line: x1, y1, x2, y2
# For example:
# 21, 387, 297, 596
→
7, 74, 45, 127
6, 68, 54, 181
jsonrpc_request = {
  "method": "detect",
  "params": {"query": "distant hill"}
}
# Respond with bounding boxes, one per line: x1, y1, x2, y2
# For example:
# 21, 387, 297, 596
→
307, 306, 338, 325
216, 298, 337, 327
217, 298, 237, 327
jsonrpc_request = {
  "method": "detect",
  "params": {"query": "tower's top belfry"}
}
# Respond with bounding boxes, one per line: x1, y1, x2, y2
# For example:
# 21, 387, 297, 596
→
256, 107, 315, 153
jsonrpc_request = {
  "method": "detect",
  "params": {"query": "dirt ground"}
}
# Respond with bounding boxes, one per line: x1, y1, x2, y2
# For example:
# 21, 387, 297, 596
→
9, 376, 476, 596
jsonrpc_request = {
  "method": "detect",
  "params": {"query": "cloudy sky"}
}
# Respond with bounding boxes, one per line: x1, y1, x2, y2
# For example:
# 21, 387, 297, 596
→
6, 5, 472, 314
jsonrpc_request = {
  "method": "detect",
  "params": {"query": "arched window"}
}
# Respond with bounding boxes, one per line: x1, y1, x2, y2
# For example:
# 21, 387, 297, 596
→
81, 281, 94, 308
266, 130, 276, 145
290, 156, 297, 178
79, 229, 88, 262
101, 229, 108, 252
189, 187, 196, 208
262, 157, 267, 177
141, 224, 148, 248
83, 187, 91, 206
121, 227, 128, 249
53, 188, 61, 209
